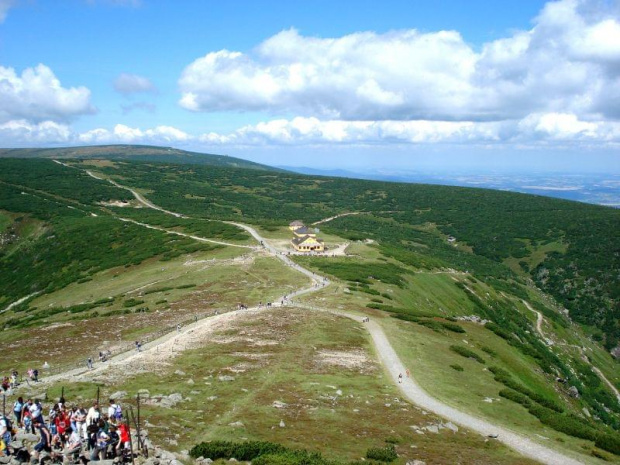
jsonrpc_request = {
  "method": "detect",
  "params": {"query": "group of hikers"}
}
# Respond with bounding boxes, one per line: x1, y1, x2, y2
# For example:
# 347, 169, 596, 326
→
1, 370, 40, 392
1, 396, 131, 464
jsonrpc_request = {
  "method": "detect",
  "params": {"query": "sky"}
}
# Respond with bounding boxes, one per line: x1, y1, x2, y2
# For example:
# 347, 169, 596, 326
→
1, 0, 620, 173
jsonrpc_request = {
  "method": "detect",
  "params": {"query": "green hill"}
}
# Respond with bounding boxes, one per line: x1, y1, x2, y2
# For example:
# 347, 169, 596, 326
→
1, 157, 619, 463
0, 144, 279, 171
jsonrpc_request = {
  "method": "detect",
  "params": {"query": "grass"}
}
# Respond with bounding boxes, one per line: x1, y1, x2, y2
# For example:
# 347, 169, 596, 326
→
32, 308, 536, 465
381, 316, 619, 464
0, 250, 305, 374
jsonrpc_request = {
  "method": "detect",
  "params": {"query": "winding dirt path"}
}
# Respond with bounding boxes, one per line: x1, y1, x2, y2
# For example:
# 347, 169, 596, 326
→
523, 300, 620, 404
42, 163, 590, 464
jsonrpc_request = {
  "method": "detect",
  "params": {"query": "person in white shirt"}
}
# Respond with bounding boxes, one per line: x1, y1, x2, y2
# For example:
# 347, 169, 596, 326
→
107, 400, 119, 424
85, 403, 100, 428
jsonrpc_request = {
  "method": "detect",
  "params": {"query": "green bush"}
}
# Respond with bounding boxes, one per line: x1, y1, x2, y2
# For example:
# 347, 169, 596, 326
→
499, 388, 531, 407
595, 434, 620, 456
190, 441, 286, 461
440, 321, 466, 333
123, 298, 145, 308
449, 345, 485, 364
365, 445, 397, 462
450, 364, 464, 372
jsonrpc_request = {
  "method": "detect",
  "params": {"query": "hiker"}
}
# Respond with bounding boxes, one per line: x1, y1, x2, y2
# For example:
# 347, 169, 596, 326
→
87, 358, 93, 370
61, 426, 82, 463
13, 397, 24, 427
90, 420, 110, 461
406, 369, 410, 378
135, 341, 141, 352
86, 402, 100, 429
0, 414, 12, 453
73, 406, 87, 439
398, 373, 403, 384
116, 422, 130, 457
107, 400, 121, 424
32, 420, 52, 462
177, 324, 181, 333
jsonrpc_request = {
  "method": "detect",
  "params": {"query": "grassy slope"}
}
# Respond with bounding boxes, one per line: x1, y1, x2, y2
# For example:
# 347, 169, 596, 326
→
0, 145, 278, 171
38, 308, 536, 465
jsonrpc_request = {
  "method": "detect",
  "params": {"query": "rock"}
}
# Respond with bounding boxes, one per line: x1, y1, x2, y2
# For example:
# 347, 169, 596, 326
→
9, 441, 23, 449
170, 460, 184, 465
110, 391, 127, 400
207, 396, 218, 401
279, 420, 286, 428
335, 390, 342, 396
568, 386, 580, 398
424, 425, 439, 434
228, 421, 244, 428
190, 391, 201, 395
96, 460, 116, 465
218, 375, 235, 382
144, 459, 160, 465
0, 457, 10, 464
138, 389, 150, 398
483, 397, 494, 403
174, 370, 186, 376
272, 401, 287, 409
14, 433, 38, 442
444, 422, 458, 433
406, 461, 426, 465
187, 379, 195, 385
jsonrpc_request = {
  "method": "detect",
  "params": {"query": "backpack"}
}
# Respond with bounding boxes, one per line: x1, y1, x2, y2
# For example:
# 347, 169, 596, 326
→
114, 404, 122, 420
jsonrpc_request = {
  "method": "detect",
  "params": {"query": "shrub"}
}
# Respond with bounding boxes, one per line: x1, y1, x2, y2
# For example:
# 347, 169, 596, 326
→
123, 298, 144, 308
440, 321, 466, 333
189, 441, 286, 461
449, 345, 485, 364
481, 346, 497, 356
366, 445, 397, 462
499, 389, 531, 407
595, 434, 620, 456
450, 364, 464, 372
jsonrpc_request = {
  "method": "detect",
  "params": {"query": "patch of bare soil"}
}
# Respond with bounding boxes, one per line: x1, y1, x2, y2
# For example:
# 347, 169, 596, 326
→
315, 349, 375, 373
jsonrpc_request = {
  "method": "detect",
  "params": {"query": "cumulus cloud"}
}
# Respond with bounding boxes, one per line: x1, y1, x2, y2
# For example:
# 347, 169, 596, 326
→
197, 114, 620, 147
0, 64, 94, 123
0, 0, 13, 23
179, 0, 620, 122
78, 124, 189, 144
113, 73, 156, 95
0, 120, 72, 145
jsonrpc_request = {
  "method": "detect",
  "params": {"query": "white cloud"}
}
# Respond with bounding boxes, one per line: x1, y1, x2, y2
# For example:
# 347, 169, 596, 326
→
0, 0, 13, 23
113, 73, 156, 95
179, 0, 620, 122
196, 114, 620, 147
78, 124, 189, 144
0, 120, 72, 144
0, 64, 94, 123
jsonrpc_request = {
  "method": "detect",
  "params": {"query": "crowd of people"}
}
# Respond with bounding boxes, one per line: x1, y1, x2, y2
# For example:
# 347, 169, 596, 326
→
1, 370, 39, 392
1, 396, 131, 464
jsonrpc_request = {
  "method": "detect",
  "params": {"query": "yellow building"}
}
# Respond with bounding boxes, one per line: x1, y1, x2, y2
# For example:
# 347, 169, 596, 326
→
292, 234, 324, 252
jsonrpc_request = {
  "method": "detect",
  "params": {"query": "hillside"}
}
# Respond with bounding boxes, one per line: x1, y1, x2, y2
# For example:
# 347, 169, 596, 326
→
0, 144, 278, 171
1, 157, 619, 464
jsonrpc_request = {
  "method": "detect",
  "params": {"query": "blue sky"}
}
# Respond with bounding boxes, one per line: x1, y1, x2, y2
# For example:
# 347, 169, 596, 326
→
1, 0, 619, 173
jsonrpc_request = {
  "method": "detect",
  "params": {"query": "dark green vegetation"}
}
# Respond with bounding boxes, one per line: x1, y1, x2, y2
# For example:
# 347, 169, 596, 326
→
80, 158, 619, 351
0, 145, 277, 171
1, 153, 619, 461
190, 440, 379, 465
0, 159, 229, 312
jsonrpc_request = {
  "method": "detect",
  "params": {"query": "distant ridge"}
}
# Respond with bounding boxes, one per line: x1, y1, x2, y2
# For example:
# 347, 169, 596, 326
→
0, 145, 280, 171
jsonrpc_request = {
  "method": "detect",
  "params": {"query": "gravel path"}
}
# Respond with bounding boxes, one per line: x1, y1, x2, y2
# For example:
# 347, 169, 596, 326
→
301, 306, 586, 465
46, 164, 590, 464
